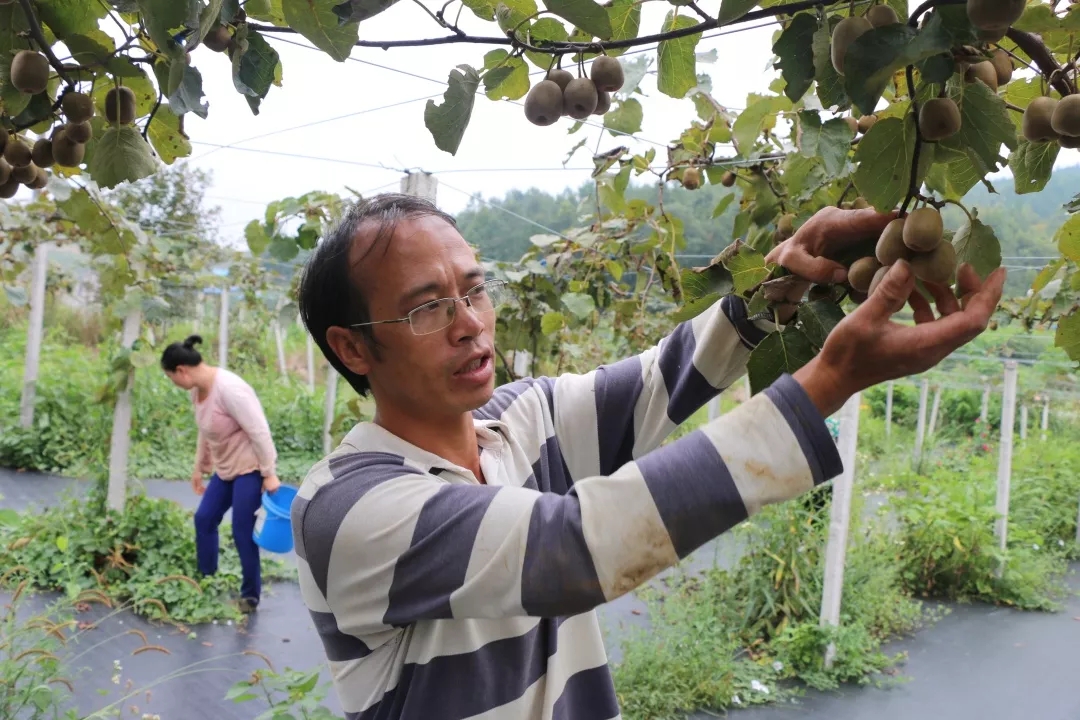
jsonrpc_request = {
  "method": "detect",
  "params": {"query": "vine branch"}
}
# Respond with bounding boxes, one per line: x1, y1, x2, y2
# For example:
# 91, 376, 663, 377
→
900, 64, 923, 217
16, 0, 73, 86
1007, 28, 1075, 96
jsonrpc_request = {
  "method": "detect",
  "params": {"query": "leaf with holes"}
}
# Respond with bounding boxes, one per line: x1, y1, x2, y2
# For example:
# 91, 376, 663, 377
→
283, 0, 359, 62
606, 0, 640, 57
425, 65, 480, 156
147, 103, 191, 164
798, 299, 845, 349
1009, 140, 1059, 195
657, 13, 701, 99
88, 126, 159, 190
748, 327, 817, 395
1056, 214, 1080, 263
772, 13, 816, 103
1055, 309, 1080, 362
951, 215, 1001, 281
542, 0, 612, 38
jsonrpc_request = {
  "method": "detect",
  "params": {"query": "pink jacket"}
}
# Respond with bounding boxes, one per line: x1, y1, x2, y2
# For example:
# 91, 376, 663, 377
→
192, 369, 278, 481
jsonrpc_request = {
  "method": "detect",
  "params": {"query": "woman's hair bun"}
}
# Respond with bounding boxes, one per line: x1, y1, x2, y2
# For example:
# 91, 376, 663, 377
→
183, 334, 203, 349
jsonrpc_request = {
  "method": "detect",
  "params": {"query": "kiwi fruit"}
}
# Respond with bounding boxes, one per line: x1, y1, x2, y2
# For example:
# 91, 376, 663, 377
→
849, 289, 869, 304
10, 50, 49, 95
990, 49, 1013, 86
593, 90, 611, 116
31, 138, 53, 168
4, 137, 32, 168
0, 127, 8, 154
105, 86, 137, 125
61, 92, 94, 123
1060, 133, 1080, 149
777, 213, 795, 238
203, 24, 233, 53
857, 114, 878, 133
28, 166, 48, 190
867, 265, 889, 297
524, 80, 563, 126
12, 162, 37, 185
590, 56, 624, 94
966, 0, 1025, 33
65, 121, 93, 144
876, 218, 910, 265
563, 78, 598, 120
911, 240, 957, 285
546, 68, 573, 91
845, 115, 859, 134
919, 97, 961, 141
1022, 96, 1059, 142
964, 61, 998, 92
852, 196, 870, 209
1050, 94, 1080, 137
682, 167, 701, 190
0, 158, 10, 185
849, 256, 883, 292
52, 135, 85, 167
903, 207, 943, 252
720, 170, 736, 187
0, 177, 19, 199
866, 4, 900, 26
831, 16, 873, 75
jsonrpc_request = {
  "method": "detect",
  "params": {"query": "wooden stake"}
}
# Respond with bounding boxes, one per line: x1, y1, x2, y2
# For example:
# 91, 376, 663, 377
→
107, 310, 142, 512
218, 288, 229, 370
19, 242, 49, 429
994, 361, 1018, 576
884, 381, 893, 439
913, 377, 929, 465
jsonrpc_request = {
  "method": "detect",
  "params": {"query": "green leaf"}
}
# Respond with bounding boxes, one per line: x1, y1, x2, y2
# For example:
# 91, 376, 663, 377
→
617, 55, 650, 98
681, 263, 734, 300
0, 4, 31, 119
147, 103, 191, 164
496, 0, 539, 32
852, 115, 915, 212
136, 0, 188, 53
604, 97, 643, 136
657, 12, 701, 99
797, 111, 852, 177
812, 15, 846, 109
1055, 309, 1080, 363
606, 260, 624, 281
942, 80, 1017, 174
0, 508, 18, 526
425, 65, 480, 156
718, 0, 759, 24
1031, 259, 1065, 295
732, 93, 791, 154
724, 243, 772, 295
606, 0, 641, 57
1056, 214, 1080, 263
772, 13, 816, 103
542, 0, 612, 39
672, 293, 721, 323
56, 535, 69, 552
563, 292, 595, 319
168, 64, 209, 119
88, 126, 159, 190
36, 0, 109, 38
747, 327, 816, 395
925, 142, 979, 200
246, 221, 270, 256
268, 235, 299, 262
524, 18, 569, 68
481, 51, 529, 100
712, 193, 735, 218
331, 0, 402, 23
798, 299, 845, 349
64, 30, 117, 67
1008, 139, 1058, 195
541, 311, 565, 334
951, 215, 1001, 281
283, 0, 359, 62
232, 28, 280, 112
461, 0, 497, 20
842, 15, 953, 115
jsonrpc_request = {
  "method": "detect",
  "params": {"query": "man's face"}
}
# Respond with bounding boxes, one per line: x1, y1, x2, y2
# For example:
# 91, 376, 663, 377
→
346, 215, 497, 420
164, 367, 194, 390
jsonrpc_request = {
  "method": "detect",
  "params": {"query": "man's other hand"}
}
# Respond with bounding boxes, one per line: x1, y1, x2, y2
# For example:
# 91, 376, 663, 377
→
794, 260, 1007, 418
765, 206, 898, 286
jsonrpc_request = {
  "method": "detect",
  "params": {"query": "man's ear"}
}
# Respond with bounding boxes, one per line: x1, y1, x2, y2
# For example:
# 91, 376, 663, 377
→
326, 326, 373, 377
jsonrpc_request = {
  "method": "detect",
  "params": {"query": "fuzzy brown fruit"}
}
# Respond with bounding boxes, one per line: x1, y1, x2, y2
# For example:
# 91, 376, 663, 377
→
10, 50, 49, 95
524, 80, 563, 126
911, 240, 957, 285
590, 56, 624, 93
851, 197, 870, 209
867, 265, 889, 297
12, 162, 37, 185
3, 138, 32, 168
964, 61, 998, 91
0, 127, 8, 154
0, 159, 10, 185
546, 69, 573, 91
1059, 134, 1080, 149
0, 178, 19, 199
849, 256, 883, 292
682, 167, 701, 190
61, 92, 94, 123
65, 121, 93, 144
1022, 96, 1059, 142
1050, 94, 1080, 137
876, 218, 910, 265
857, 114, 878, 133
563, 78, 598, 120
831, 16, 873, 75
105, 87, 137, 125
31, 138, 54, 168
919, 97, 962, 141
204, 24, 233, 52
845, 116, 859, 134
966, 0, 1025, 33
720, 171, 736, 187
28, 166, 48, 190
777, 213, 795, 238
903, 207, 943, 252
990, 49, 1013, 86
52, 136, 85, 167
866, 4, 900, 26
593, 90, 611, 116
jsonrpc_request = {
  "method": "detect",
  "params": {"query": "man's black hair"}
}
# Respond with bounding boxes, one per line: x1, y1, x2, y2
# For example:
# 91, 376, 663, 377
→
297, 192, 458, 396
161, 334, 204, 372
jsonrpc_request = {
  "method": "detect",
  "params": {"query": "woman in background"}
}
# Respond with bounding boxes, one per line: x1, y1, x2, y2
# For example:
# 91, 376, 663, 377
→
160, 335, 281, 613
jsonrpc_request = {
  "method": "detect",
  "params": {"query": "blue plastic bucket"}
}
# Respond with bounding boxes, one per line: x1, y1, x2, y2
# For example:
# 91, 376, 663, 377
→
253, 485, 298, 554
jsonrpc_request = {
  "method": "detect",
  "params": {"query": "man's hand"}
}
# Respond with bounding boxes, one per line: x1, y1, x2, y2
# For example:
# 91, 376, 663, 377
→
191, 472, 206, 496
765, 206, 898, 286
262, 474, 281, 494
794, 260, 1007, 418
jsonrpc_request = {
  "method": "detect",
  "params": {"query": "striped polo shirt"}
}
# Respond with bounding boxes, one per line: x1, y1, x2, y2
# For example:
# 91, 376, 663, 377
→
291, 295, 843, 719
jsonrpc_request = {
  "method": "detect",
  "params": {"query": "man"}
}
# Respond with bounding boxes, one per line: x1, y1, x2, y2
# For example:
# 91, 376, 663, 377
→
293, 193, 1005, 720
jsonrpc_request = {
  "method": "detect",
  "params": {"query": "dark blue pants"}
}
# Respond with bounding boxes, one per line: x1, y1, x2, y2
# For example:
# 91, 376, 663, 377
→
194, 471, 262, 602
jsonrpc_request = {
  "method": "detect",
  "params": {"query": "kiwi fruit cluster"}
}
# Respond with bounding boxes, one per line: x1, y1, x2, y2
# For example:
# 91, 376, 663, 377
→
830, 3, 901, 76
524, 56, 624, 127
1021, 94, 1080, 149
0, 129, 48, 198
863, 206, 956, 294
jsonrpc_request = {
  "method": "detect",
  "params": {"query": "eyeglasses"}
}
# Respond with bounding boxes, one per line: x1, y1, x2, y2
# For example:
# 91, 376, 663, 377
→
349, 279, 507, 336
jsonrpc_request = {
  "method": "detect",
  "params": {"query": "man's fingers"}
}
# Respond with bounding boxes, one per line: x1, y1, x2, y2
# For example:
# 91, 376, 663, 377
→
897, 268, 1005, 357
814, 206, 899, 243
925, 280, 960, 317
954, 263, 984, 309
862, 259, 916, 319
776, 246, 850, 284
908, 288, 935, 323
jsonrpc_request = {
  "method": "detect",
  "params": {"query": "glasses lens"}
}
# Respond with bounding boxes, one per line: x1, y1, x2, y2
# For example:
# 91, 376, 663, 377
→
410, 299, 455, 335
470, 280, 505, 313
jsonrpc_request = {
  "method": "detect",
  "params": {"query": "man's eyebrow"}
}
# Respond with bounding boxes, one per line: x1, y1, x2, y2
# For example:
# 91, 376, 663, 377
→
463, 267, 486, 284
401, 282, 441, 307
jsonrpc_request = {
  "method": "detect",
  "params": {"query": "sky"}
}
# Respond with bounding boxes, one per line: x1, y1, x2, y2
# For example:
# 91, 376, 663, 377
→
16, 1, 1080, 250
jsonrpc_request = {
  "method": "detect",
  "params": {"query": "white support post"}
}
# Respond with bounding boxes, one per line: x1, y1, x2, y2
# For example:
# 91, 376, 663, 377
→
913, 377, 929, 465
1020, 405, 1028, 441
994, 361, 1018, 575
218, 289, 229, 370
980, 384, 990, 423
400, 172, 438, 203
194, 290, 204, 332
273, 320, 287, 377
927, 386, 942, 438
107, 310, 142, 512
1041, 398, 1049, 442
820, 392, 861, 668
305, 333, 316, 392
884, 381, 893, 439
323, 366, 338, 455
512, 350, 531, 379
19, 242, 49, 429
707, 396, 720, 421
744, 375, 752, 402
